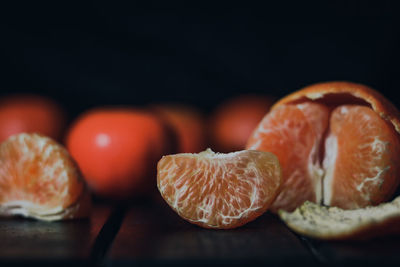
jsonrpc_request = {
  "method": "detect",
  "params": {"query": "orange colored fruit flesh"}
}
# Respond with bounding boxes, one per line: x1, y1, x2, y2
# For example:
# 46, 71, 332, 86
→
157, 149, 281, 229
0, 133, 89, 220
324, 105, 400, 209
247, 82, 400, 212
248, 102, 330, 212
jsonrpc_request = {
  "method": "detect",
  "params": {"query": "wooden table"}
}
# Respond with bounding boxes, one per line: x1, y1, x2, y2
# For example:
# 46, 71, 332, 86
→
1, 200, 400, 267
0, 205, 110, 266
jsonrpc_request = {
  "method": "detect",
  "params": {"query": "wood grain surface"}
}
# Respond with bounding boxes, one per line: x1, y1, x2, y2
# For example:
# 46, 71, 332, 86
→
1, 201, 400, 266
0, 205, 110, 266
108, 201, 317, 266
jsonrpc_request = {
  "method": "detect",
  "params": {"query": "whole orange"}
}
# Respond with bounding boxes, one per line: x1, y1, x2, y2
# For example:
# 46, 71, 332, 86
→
152, 104, 207, 153
65, 108, 168, 199
210, 95, 275, 152
0, 94, 66, 142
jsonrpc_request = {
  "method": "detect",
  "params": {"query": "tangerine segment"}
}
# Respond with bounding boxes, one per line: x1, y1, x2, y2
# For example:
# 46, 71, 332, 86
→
157, 149, 281, 229
247, 102, 330, 212
323, 105, 400, 209
0, 133, 90, 221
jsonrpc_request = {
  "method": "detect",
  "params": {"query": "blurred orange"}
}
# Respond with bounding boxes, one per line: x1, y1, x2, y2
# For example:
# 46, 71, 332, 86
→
152, 104, 207, 153
209, 95, 275, 152
0, 94, 66, 143
65, 108, 168, 199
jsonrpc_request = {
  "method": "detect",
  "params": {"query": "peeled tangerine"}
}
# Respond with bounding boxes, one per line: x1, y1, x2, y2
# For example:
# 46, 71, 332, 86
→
247, 81, 400, 213
0, 133, 90, 221
157, 149, 281, 229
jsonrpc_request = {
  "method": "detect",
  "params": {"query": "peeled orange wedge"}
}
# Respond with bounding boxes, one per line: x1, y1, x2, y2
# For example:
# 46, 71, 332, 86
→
157, 149, 281, 229
0, 133, 90, 221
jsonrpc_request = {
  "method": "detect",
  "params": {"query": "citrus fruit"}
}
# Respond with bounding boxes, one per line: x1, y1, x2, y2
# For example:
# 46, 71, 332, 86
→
152, 104, 207, 153
210, 95, 275, 152
66, 108, 168, 199
279, 196, 400, 240
247, 81, 400, 212
157, 149, 281, 229
0, 94, 66, 143
0, 133, 90, 221
248, 102, 330, 212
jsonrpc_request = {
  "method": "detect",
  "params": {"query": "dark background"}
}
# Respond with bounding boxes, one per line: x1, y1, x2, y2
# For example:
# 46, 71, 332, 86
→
1, 1, 399, 119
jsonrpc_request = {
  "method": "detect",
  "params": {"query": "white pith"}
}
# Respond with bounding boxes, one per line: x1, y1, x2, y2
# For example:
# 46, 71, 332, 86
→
354, 135, 390, 202
307, 140, 324, 205
176, 148, 249, 159
0, 198, 86, 221
356, 166, 389, 193
321, 135, 338, 205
